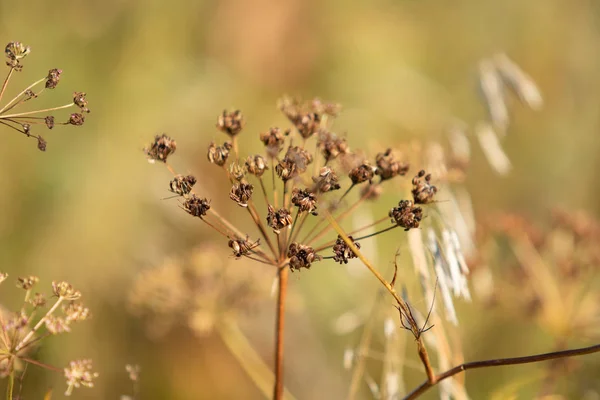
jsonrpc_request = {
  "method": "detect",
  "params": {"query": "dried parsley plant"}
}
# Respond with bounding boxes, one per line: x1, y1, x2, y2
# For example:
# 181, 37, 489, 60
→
0, 41, 90, 151
0, 274, 97, 398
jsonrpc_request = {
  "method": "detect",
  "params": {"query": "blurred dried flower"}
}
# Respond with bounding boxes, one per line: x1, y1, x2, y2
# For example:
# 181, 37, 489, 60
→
318, 130, 349, 162
312, 166, 340, 193
217, 110, 244, 136
0, 272, 8, 284
37, 136, 47, 151
44, 116, 55, 129
64, 359, 98, 396
260, 127, 290, 157
182, 195, 211, 218
45, 68, 62, 89
5, 41, 30, 69
228, 161, 246, 181
144, 134, 176, 163
207, 141, 232, 166
126, 364, 140, 382
349, 162, 377, 185
45, 315, 71, 334
291, 188, 318, 215
376, 149, 409, 181
360, 183, 383, 200
73, 92, 90, 113
389, 200, 423, 231
169, 174, 197, 196
52, 281, 82, 300
276, 146, 313, 181
245, 154, 268, 177
63, 302, 91, 323
412, 170, 437, 204
16, 276, 39, 290
267, 205, 293, 233
229, 182, 254, 207
29, 293, 46, 308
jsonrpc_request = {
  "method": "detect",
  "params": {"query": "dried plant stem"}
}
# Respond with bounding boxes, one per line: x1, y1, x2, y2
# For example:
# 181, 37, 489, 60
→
6, 370, 14, 400
403, 343, 600, 400
16, 297, 63, 352
218, 318, 297, 400
324, 211, 436, 384
0, 102, 74, 119
273, 266, 289, 400
247, 202, 278, 258
0, 68, 14, 104
0, 76, 45, 114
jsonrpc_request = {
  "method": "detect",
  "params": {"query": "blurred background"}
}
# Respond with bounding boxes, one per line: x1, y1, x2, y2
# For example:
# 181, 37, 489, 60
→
0, 0, 599, 398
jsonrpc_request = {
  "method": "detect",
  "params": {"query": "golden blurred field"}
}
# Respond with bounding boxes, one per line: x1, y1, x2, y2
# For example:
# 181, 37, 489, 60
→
0, 0, 599, 399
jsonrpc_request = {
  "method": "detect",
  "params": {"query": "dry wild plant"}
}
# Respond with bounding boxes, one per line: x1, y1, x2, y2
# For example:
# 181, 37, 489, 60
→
0, 41, 90, 151
142, 85, 599, 398
0, 275, 97, 398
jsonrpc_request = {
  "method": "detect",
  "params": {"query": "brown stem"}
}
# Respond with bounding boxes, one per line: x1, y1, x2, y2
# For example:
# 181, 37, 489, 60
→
403, 343, 600, 400
0, 68, 14, 105
247, 202, 278, 258
273, 267, 289, 400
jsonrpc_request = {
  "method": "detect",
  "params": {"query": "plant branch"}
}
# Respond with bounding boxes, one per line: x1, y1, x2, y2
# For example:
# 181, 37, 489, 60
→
273, 266, 289, 400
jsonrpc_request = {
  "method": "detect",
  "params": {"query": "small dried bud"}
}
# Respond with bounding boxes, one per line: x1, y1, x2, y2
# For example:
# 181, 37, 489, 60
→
52, 281, 82, 300
229, 182, 254, 207
29, 293, 46, 308
318, 130, 349, 162
332, 235, 361, 264
295, 112, 321, 139
279, 96, 324, 139
67, 113, 85, 126
287, 242, 321, 271
24, 89, 37, 99
312, 166, 341, 192
73, 92, 90, 113
310, 98, 342, 117
5, 42, 30, 69
228, 161, 246, 181
37, 136, 47, 151
207, 141, 232, 166
169, 175, 196, 196
245, 155, 268, 177
389, 200, 423, 231
16, 276, 39, 290
412, 170, 437, 204
45, 116, 55, 129
64, 359, 98, 395
360, 183, 383, 201
63, 302, 91, 323
144, 134, 176, 163
375, 149, 409, 181
267, 205, 293, 233
217, 110, 244, 136
260, 127, 290, 157
291, 188, 318, 215
228, 237, 260, 258
276, 146, 313, 182
349, 162, 377, 185
182, 195, 211, 218
46, 68, 62, 89
22, 124, 31, 135
45, 315, 71, 334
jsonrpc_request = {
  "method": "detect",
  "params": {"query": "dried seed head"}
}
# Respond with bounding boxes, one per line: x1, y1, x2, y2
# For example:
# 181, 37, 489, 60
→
73, 92, 90, 113
67, 113, 85, 126
310, 98, 342, 117
229, 182, 254, 207
217, 110, 244, 136
228, 161, 246, 181
318, 130, 349, 162
5, 42, 30, 70
276, 146, 313, 182
45, 315, 71, 334
16, 276, 39, 290
63, 302, 91, 323
291, 188, 318, 215
412, 170, 437, 204
52, 281, 82, 300
295, 112, 321, 139
37, 136, 47, 152
349, 162, 377, 185
375, 149, 409, 181
389, 200, 423, 231
144, 134, 177, 163
360, 183, 383, 201
228, 237, 260, 258
29, 293, 46, 308
312, 166, 341, 193
260, 127, 290, 157
332, 235, 361, 264
287, 242, 321, 271
46, 68, 62, 89
169, 174, 197, 196
45, 116, 55, 129
267, 205, 293, 233
245, 155, 268, 177
182, 195, 211, 218
64, 359, 98, 395
207, 141, 232, 166
126, 364, 140, 382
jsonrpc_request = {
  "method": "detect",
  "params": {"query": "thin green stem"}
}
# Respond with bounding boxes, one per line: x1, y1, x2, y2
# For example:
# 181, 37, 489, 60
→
7, 369, 14, 400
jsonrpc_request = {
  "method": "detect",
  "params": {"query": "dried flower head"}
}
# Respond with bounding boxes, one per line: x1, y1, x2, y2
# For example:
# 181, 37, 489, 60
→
52, 281, 82, 300
29, 293, 46, 308
126, 364, 140, 382
245, 155, 268, 177
45, 116, 55, 129
64, 359, 98, 396
349, 162, 377, 185
287, 242, 321, 271
360, 183, 383, 200
217, 110, 244, 136
312, 166, 341, 193
229, 237, 261, 258
63, 302, 91, 323
144, 134, 176, 163
291, 188, 318, 215
229, 182, 254, 207
207, 141, 232, 166
228, 161, 246, 181
260, 127, 290, 157
332, 235, 361, 264
267, 205, 293, 233
376, 149, 409, 181
0, 272, 8, 284
389, 200, 423, 231
169, 174, 197, 196
412, 170, 437, 204
67, 113, 85, 126
45, 315, 71, 335
73, 92, 90, 113
37, 136, 47, 151
276, 146, 313, 182
5, 42, 30, 69
182, 195, 211, 218
318, 130, 350, 162
46, 68, 62, 89
16, 276, 39, 290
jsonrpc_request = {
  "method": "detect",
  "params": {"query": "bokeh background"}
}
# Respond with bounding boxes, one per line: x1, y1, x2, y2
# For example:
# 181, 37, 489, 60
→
0, 0, 599, 398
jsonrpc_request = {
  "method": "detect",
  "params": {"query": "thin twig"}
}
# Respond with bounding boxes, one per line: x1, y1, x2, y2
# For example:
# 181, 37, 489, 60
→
273, 266, 289, 400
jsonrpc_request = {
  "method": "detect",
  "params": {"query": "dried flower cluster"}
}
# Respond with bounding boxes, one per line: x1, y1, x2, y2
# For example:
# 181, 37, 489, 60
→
1, 41, 90, 151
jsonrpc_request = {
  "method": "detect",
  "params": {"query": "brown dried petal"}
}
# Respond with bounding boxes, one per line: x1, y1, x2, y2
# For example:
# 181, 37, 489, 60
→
229, 182, 254, 207
183, 195, 211, 218
144, 134, 176, 163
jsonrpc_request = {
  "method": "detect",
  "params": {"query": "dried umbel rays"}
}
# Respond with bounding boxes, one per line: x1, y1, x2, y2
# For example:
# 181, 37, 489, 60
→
0, 41, 90, 151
